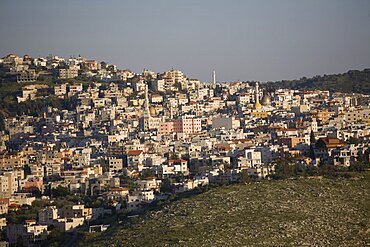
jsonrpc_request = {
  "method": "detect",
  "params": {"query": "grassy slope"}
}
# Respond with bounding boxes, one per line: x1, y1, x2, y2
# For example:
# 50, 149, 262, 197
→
81, 175, 370, 247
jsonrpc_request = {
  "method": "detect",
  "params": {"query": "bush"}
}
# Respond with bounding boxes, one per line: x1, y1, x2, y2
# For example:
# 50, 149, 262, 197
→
273, 162, 296, 179
51, 186, 70, 198
349, 162, 370, 173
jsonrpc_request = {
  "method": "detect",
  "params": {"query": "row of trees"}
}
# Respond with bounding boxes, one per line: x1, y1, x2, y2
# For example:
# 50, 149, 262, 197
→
272, 158, 370, 180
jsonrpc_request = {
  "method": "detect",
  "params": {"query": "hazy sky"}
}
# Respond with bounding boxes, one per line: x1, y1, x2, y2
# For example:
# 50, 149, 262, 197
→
1, 0, 369, 82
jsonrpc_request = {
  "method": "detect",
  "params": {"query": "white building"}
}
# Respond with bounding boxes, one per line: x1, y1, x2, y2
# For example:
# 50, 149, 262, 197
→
237, 149, 262, 169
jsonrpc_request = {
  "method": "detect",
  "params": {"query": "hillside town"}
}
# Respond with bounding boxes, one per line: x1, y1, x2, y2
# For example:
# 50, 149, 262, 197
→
0, 53, 369, 246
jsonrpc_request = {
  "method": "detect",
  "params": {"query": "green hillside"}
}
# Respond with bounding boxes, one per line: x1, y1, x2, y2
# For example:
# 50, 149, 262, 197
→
264, 69, 370, 94
80, 175, 370, 247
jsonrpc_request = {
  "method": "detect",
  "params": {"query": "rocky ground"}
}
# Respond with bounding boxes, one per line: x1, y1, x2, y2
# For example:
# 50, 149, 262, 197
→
80, 175, 370, 247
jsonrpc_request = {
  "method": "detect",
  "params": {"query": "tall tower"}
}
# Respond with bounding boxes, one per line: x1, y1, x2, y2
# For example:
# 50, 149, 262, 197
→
141, 83, 151, 131
254, 82, 262, 109
170, 104, 173, 119
212, 70, 216, 87
144, 84, 150, 118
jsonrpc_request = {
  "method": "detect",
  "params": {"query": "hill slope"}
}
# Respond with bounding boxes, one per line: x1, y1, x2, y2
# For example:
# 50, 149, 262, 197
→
81, 176, 370, 247
264, 69, 370, 94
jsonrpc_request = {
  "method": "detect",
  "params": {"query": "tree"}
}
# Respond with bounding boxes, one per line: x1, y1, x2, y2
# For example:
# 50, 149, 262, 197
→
294, 162, 306, 175
349, 161, 370, 172
305, 166, 320, 176
348, 137, 361, 145
310, 130, 316, 144
273, 159, 296, 179
140, 169, 154, 179
32, 199, 50, 208
240, 170, 252, 183
365, 149, 370, 162
357, 150, 366, 162
309, 144, 316, 159
51, 186, 70, 198
23, 165, 32, 177
0, 113, 5, 131
160, 179, 173, 193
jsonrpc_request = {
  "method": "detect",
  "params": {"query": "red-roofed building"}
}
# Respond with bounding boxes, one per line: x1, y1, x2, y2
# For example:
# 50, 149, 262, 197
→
107, 187, 129, 201
316, 137, 346, 150
20, 177, 43, 193
315, 137, 346, 164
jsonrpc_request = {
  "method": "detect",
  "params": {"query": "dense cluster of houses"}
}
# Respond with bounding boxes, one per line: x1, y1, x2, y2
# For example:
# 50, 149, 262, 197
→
0, 53, 370, 246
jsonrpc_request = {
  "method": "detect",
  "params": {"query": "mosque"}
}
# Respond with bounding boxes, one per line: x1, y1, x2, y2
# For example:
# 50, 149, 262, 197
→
140, 84, 162, 131
252, 82, 272, 118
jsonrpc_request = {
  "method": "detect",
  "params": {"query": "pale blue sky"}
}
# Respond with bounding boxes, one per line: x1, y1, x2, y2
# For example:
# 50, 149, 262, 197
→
1, 0, 369, 82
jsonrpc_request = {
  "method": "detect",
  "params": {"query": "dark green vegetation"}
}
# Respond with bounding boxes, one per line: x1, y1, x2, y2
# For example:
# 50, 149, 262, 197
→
2, 199, 51, 224
80, 174, 370, 247
264, 69, 370, 95
0, 76, 98, 130
0, 78, 76, 130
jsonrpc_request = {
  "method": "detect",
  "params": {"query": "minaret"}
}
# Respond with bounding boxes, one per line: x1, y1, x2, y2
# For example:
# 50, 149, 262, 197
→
212, 70, 216, 88
170, 104, 173, 119
141, 83, 151, 131
254, 82, 261, 109
144, 84, 150, 118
